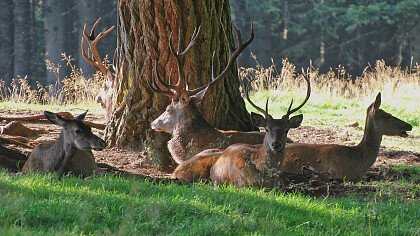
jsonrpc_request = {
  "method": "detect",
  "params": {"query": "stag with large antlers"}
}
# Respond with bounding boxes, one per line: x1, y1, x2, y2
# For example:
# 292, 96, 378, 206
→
208, 76, 311, 187
149, 23, 293, 165
81, 17, 116, 120
281, 92, 412, 181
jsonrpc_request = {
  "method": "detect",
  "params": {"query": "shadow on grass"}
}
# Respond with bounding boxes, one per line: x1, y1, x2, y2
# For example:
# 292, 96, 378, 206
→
0, 171, 363, 235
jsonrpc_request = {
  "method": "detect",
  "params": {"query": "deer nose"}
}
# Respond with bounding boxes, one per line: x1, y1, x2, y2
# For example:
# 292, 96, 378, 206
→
271, 141, 282, 151
99, 139, 107, 149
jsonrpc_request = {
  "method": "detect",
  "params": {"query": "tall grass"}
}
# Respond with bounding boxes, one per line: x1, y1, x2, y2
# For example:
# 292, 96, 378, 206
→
0, 54, 104, 106
240, 59, 420, 105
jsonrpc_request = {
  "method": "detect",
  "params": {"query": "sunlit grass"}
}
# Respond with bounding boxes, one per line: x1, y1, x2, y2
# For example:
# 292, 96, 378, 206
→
247, 88, 420, 153
0, 101, 104, 115
0, 170, 418, 235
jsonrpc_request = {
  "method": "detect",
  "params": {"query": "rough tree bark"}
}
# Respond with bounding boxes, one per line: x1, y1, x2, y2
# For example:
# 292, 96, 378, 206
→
13, 0, 31, 79
0, 0, 14, 85
105, 0, 255, 170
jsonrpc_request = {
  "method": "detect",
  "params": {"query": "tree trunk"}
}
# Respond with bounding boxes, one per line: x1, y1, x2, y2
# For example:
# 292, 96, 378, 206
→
0, 0, 14, 86
13, 0, 31, 79
43, 0, 73, 83
410, 23, 420, 65
105, 0, 255, 170
29, 0, 46, 83
77, 0, 99, 77
230, 0, 253, 67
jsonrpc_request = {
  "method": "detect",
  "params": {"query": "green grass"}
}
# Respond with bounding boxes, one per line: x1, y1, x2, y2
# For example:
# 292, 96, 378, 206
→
0, 170, 418, 235
0, 101, 104, 116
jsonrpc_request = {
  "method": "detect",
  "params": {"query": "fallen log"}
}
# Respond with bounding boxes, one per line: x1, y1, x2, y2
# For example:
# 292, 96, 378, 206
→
0, 136, 35, 149
0, 112, 106, 130
0, 145, 28, 172
1, 121, 48, 137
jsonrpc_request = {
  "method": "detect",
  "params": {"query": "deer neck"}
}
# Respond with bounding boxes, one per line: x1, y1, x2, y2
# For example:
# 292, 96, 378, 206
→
356, 115, 382, 168
174, 103, 218, 137
260, 139, 285, 181
169, 104, 219, 163
49, 132, 78, 173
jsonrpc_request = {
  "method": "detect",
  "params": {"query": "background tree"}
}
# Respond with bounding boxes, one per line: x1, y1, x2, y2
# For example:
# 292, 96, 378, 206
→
76, 0, 99, 77
43, 0, 75, 83
0, 0, 14, 85
30, 0, 46, 82
105, 0, 256, 169
13, 0, 31, 79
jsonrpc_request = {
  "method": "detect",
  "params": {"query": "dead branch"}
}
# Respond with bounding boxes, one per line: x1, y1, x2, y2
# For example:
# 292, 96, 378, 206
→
0, 136, 36, 149
1, 121, 48, 137
0, 112, 106, 130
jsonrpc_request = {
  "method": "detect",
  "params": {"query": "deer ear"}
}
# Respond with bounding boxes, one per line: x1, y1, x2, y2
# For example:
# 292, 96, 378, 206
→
76, 110, 88, 121
288, 114, 303, 128
250, 112, 266, 127
373, 92, 381, 110
191, 87, 209, 104
44, 111, 67, 127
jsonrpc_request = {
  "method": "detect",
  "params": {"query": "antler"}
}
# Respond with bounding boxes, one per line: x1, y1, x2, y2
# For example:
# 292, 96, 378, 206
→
245, 77, 269, 118
80, 17, 115, 75
187, 22, 254, 96
149, 22, 254, 101
285, 69, 311, 116
245, 68, 311, 118
147, 26, 201, 100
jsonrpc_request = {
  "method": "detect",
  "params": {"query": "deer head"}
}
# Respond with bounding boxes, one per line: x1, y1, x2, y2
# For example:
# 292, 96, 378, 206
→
149, 24, 254, 134
44, 111, 107, 151
367, 93, 412, 137
80, 18, 116, 114
248, 74, 311, 152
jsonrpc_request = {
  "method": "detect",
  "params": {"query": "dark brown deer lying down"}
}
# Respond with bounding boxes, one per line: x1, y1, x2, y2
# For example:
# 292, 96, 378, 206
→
149, 23, 293, 165
22, 111, 106, 176
282, 92, 412, 182
209, 78, 310, 188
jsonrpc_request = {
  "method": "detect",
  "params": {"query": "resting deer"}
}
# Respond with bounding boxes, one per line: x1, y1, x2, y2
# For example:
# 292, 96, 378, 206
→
22, 111, 107, 176
282, 92, 412, 181
81, 17, 116, 120
149, 24, 293, 165
208, 77, 310, 187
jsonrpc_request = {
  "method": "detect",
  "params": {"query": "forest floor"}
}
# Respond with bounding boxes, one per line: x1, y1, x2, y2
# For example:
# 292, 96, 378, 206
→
1, 106, 419, 198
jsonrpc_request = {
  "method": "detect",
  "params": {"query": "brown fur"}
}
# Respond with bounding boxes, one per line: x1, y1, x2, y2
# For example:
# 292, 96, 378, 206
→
171, 149, 222, 180
22, 133, 98, 176
209, 113, 303, 188
22, 111, 106, 176
167, 99, 292, 164
282, 93, 412, 181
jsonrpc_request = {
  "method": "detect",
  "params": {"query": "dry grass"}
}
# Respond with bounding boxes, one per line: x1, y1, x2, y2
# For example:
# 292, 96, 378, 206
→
0, 53, 104, 105
239, 58, 420, 107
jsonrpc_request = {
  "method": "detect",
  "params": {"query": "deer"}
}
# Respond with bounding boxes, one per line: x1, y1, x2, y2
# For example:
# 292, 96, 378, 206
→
22, 111, 107, 176
208, 76, 311, 188
172, 74, 311, 181
149, 23, 293, 165
281, 92, 413, 182
81, 17, 116, 120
